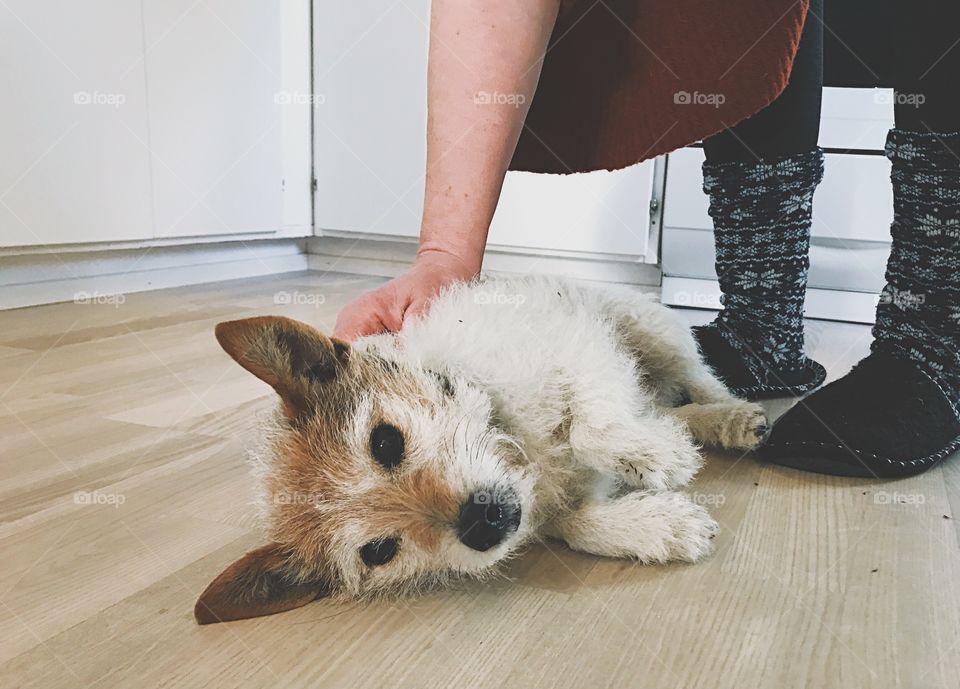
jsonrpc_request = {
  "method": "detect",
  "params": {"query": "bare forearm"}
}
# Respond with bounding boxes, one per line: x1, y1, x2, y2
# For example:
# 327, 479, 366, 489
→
418, 0, 561, 274
334, 0, 561, 340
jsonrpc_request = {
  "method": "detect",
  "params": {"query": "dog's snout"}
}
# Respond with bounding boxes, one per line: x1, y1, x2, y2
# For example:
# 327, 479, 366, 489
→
457, 491, 520, 552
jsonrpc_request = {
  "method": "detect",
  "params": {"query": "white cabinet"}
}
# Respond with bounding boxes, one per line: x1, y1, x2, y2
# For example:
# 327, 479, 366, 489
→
0, 0, 310, 249
661, 146, 891, 293
662, 148, 893, 245
489, 167, 655, 259
0, 0, 154, 246
313, 0, 657, 262
312, 0, 429, 239
819, 86, 894, 151
141, 0, 284, 238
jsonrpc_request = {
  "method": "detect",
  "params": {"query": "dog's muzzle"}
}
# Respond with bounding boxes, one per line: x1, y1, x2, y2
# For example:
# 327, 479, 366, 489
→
456, 489, 521, 552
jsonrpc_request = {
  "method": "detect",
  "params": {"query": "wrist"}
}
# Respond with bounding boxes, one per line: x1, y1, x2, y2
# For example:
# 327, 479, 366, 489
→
415, 246, 481, 279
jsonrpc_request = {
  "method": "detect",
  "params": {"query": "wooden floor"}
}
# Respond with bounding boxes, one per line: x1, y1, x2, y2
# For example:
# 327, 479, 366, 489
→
1, 271, 959, 689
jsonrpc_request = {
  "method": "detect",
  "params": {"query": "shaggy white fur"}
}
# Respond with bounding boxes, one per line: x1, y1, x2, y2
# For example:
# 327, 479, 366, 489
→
196, 275, 768, 623
358, 275, 765, 569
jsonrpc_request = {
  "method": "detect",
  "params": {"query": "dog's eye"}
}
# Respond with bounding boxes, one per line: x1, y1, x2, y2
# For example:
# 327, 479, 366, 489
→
370, 424, 404, 469
360, 537, 399, 566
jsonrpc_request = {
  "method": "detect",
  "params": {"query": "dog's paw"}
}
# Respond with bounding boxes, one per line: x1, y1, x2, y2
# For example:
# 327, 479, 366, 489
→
644, 493, 720, 562
612, 492, 719, 564
617, 437, 703, 492
662, 496, 719, 563
638, 492, 718, 563
553, 491, 718, 564
713, 401, 768, 450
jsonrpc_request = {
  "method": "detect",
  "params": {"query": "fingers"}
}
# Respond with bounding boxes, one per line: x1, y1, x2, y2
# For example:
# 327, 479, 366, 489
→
384, 291, 409, 332
331, 265, 449, 341
333, 309, 381, 341
333, 284, 405, 341
333, 295, 384, 340
403, 296, 431, 323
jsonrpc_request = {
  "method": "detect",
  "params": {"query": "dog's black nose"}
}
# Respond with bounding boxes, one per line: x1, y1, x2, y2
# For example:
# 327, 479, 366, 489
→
457, 491, 520, 552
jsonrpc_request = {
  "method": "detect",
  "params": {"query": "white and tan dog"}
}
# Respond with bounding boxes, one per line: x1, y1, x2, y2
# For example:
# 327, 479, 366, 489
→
195, 276, 766, 624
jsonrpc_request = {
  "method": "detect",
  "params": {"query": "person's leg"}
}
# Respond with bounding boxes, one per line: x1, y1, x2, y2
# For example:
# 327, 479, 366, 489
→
764, 0, 960, 477
334, 0, 561, 339
880, 0, 960, 391
873, 85, 960, 396
701, 0, 823, 165
695, 0, 826, 400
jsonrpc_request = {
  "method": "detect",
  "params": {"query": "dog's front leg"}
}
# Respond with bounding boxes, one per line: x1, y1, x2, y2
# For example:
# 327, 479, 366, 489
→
546, 491, 718, 564
669, 401, 768, 450
568, 413, 703, 492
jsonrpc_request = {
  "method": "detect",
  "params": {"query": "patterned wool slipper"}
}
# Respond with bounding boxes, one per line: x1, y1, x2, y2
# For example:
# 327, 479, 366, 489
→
761, 352, 960, 478
695, 148, 826, 401
693, 323, 826, 401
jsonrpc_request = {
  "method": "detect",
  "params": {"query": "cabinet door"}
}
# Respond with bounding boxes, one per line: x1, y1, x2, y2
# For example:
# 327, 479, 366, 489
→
819, 86, 894, 151
313, 0, 428, 238
142, 0, 283, 238
313, 0, 655, 261
489, 166, 654, 259
0, 0, 153, 247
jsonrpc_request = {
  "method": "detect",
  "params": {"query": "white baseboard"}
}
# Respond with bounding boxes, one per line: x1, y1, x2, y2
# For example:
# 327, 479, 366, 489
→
661, 276, 880, 324
306, 234, 662, 286
0, 226, 313, 257
0, 231, 883, 322
0, 239, 308, 310
0, 232, 660, 311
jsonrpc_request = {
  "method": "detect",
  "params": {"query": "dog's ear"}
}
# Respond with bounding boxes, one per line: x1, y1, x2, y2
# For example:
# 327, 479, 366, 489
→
194, 543, 329, 625
215, 316, 350, 419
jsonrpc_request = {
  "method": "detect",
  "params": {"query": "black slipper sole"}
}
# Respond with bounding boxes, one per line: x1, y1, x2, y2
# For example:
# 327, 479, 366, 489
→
763, 434, 960, 478
760, 352, 960, 478
730, 359, 827, 401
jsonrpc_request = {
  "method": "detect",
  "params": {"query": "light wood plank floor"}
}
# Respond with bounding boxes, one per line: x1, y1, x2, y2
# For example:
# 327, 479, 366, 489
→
1, 271, 959, 689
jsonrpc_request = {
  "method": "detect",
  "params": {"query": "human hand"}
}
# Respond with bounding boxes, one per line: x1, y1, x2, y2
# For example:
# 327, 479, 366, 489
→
332, 250, 478, 341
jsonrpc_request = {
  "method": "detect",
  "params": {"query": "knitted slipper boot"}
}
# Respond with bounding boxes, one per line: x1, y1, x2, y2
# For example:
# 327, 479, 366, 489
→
764, 130, 960, 477
694, 148, 826, 400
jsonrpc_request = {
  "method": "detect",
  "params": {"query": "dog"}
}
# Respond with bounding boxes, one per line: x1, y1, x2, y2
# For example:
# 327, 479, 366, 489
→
194, 276, 767, 624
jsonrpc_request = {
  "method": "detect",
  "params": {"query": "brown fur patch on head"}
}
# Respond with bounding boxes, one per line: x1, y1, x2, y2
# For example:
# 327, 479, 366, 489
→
265, 428, 461, 575
261, 403, 364, 580
254, 348, 463, 589
215, 316, 350, 421
361, 467, 461, 553
201, 317, 505, 615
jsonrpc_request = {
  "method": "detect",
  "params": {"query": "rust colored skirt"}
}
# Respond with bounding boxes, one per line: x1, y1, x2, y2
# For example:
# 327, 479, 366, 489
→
510, 0, 810, 173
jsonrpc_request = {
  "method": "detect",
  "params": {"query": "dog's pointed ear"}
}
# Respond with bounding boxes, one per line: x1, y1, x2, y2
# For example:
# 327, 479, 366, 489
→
194, 543, 330, 625
215, 316, 350, 419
